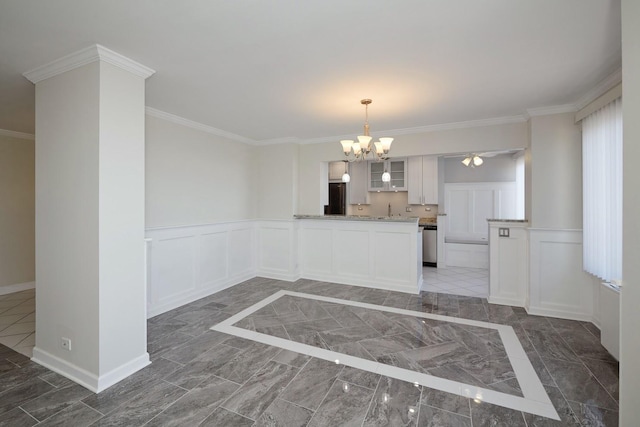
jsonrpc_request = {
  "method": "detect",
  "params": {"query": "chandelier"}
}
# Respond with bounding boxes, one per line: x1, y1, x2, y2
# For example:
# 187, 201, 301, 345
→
462, 154, 484, 167
339, 99, 393, 162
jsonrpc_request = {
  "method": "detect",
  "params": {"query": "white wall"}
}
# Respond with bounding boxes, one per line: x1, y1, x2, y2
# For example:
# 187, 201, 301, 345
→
255, 143, 299, 219
444, 154, 516, 183
0, 133, 34, 291
529, 113, 582, 229
620, 0, 640, 422
145, 115, 256, 228
35, 62, 101, 376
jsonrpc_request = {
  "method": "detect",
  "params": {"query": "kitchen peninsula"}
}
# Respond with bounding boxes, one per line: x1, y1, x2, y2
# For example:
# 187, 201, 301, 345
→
294, 215, 423, 294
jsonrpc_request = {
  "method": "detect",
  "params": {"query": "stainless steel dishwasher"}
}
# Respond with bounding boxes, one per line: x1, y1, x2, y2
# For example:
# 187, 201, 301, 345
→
422, 224, 437, 266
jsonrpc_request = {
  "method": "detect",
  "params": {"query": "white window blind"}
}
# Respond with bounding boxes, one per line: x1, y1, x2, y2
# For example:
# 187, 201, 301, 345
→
582, 97, 622, 282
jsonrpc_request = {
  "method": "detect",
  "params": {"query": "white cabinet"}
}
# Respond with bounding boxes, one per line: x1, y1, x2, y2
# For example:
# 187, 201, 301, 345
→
368, 158, 407, 191
408, 156, 438, 205
348, 161, 370, 205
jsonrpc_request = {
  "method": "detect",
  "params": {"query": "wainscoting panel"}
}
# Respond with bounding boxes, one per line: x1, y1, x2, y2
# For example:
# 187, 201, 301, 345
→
488, 222, 529, 307
334, 229, 370, 279
528, 229, 594, 321
256, 220, 299, 281
145, 221, 256, 318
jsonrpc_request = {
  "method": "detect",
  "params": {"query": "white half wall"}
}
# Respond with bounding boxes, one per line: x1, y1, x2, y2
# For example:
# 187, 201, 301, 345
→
145, 221, 256, 318
256, 220, 299, 281
488, 221, 529, 307
528, 229, 594, 321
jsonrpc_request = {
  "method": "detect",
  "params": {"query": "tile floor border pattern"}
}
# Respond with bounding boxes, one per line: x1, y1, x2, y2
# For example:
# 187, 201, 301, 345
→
211, 289, 560, 420
0, 289, 36, 357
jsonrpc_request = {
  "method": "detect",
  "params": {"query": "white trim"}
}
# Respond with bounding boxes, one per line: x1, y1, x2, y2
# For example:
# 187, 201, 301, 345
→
145, 107, 256, 145
575, 83, 623, 122
574, 67, 623, 111
23, 44, 155, 84
525, 104, 578, 118
0, 129, 35, 141
298, 115, 527, 145
31, 347, 150, 393
211, 290, 559, 420
0, 281, 35, 295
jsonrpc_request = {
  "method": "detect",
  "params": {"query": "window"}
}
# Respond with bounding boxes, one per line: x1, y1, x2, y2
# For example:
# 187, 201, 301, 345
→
582, 97, 622, 283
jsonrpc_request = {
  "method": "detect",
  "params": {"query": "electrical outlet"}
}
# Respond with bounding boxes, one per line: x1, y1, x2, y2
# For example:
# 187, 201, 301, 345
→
61, 337, 72, 351
498, 228, 510, 237
406, 207, 412, 212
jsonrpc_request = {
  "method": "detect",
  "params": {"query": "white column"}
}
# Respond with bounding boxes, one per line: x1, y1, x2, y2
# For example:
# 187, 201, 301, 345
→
24, 45, 155, 392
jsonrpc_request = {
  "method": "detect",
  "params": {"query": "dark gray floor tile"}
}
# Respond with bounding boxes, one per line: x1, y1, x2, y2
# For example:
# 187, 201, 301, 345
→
470, 400, 526, 426
177, 310, 231, 336
359, 333, 430, 359
455, 355, 516, 386
199, 408, 253, 427
523, 385, 580, 426
280, 358, 343, 410
21, 382, 92, 421
0, 407, 38, 427
146, 319, 188, 343
271, 295, 306, 316
147, 330, 194, 358
213, 342, 281, 384
323, 305, 368, 329
569, 401, 619, 427
38, 371, 74, 388
161, 330, 230, 364
338, 366, 380, 390
271, 349, 310, 368
293, 298, 332, 321
349, 307, 408, 336
525, 328, 578, 362
82, 357, 181, 414
164, 344, 240, 389
486, 377, 523, 396
381, 341, 478, 372
145, 375, 239, 427
0, 362, 49, 394
255, 324, 290, 339
543, 357, 618, 410
221, 361, 299, 420
330, 342, 377, 361
0, 377, 54, 416
283, 317, 343, 337
0, 359, 19, 375
428, 364, 487, 389
307, 380, 374, 427
382, 293, 411, 309
319, 324, 382, 347
91, 380, 186, 426
518, 315, 554, 332
247, 310, 308, 328
525, 350, 557, 386
254, 398, 313, 427
556, 327, 616, 362
358, 288, 390, 305
363, 377, 420, 426
36, 402, 102, 427
418, 404, 471, 427
458, 303, 489, 321
421, 387, 471, 417
581, 357, 619, 401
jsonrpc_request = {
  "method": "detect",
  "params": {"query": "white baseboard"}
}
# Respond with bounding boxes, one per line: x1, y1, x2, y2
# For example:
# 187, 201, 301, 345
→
525, 306, 594, 323
488, 296, 525, 308
32, 347, 150, 393
255, 269, 300, 282
0, 281, 35, 295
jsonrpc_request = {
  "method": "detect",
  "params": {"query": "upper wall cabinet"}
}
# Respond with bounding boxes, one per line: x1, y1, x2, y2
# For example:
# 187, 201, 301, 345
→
348, 161, 370, 205
408, 156, 439, 205
368, 158, 407, 192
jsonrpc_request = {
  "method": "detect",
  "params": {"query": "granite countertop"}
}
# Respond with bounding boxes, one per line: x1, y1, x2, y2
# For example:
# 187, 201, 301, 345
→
294, 215, 419, 224
486, 219, 529, 223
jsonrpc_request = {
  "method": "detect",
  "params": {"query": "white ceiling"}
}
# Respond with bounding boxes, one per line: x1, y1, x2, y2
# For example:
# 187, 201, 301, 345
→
0, 1, 621, 142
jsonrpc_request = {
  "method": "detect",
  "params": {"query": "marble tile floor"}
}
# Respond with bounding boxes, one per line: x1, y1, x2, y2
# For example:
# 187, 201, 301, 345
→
0, 288, 35, 357
422, 266, 489, 298
0, 277, 619, 426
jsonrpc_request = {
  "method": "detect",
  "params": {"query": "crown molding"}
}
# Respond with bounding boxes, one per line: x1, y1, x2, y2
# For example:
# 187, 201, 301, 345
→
525, 104, 578, 118
297, 115, 527, 145
574, 67, 622, 111
145, 107, 256, 145
255, 137, 302, 146
23, 44, 155, 84
0, 128, 35, 140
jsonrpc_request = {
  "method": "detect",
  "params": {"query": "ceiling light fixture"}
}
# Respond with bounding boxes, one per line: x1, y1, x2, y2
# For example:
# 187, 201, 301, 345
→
341, 161, 350, 183
462, 154, 483, 167
340, 99, 393, 161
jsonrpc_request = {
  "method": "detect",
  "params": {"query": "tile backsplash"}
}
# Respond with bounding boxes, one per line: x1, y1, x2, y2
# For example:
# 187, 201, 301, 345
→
347, 191, 438, 217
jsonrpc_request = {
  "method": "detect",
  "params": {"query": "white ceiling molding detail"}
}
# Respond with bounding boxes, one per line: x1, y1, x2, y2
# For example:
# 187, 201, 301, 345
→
574, 67, 622, 110
525, 104, 578, 118
297, 115, 527, 145
145, 107, 257, 145
0, 128, 35, 140
23, 44, 155, 84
